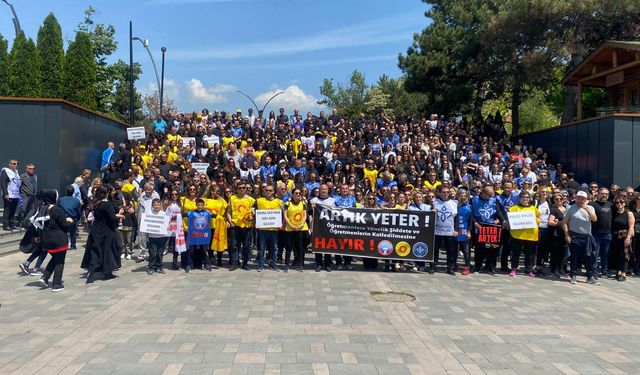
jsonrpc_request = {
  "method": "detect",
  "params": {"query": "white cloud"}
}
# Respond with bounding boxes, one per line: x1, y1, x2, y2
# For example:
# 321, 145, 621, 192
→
139, 78, 180, 101
170, 13, 423, 61
255, 85, 325, 113
186, 79, 236, 104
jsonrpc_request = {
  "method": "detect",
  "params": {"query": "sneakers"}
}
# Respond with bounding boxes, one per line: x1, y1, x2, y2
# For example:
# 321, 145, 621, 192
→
336, 264, 344, 271
527, 272, 536, 278
30, 269, 44, 276
315, 266, 322, 272
325, 266, 332, 272
37, 276, 49, 288
126, 254, 132, 260
241, 264, 249, 271
617, 274, 627, 282
19, 262, 30, 275
156, 268, 166, 274
411, 266, 418, 272
257, 267, 264, 272
587, 277, 600, 285
509, 269, 517, 277
462, 266, 470, 276
147, 268, 154, 275
120, 254, 125, 259
51, 283, 64, 292
570, 276, 577, 284
345, 265, 355, 271
270, 265, 280, 272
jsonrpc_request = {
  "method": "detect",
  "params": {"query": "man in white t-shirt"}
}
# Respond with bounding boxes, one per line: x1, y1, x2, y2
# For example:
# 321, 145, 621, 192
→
310, 184, 335, 272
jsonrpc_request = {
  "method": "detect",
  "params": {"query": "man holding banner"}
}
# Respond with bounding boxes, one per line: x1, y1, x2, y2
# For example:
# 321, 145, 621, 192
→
310, 184, 335, 272
255, 185, 283, 272
471, 185, 501, 274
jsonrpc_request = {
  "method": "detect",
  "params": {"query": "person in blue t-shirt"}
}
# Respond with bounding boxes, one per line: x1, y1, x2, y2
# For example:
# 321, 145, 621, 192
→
186, 198, 216, 273
471, 185, 500, 273
332, 184, 356, 270
152, 115, 167, 134
496, 180, 520, 273
456, 189, 474, 275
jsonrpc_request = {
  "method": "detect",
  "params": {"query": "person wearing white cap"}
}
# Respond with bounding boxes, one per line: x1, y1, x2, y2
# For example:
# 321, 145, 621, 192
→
562, 190, 599, 285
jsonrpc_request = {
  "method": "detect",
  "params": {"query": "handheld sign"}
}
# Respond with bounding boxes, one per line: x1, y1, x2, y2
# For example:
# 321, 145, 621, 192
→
507, 211, 537, 230
255, 209, 282, 229
203, 135, 220, 146
192, 163, 209, 174
127, 127, 146, 140
476, 223, 502, 245
140, 212, 170, 235
182, 137, 196, 146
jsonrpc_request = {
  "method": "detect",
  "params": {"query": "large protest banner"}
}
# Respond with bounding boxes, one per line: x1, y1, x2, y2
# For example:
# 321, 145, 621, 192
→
312, 205, 436, 262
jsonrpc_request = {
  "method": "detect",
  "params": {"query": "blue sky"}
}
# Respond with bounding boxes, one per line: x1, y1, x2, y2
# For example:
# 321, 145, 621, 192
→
0, 0, 430, 113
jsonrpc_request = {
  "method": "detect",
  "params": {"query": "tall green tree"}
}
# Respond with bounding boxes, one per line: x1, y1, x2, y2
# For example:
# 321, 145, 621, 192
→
63, 32, 97, 109
8, 32, 41, 97
375, 75, 428, 119
108, 59, 144, 123
0, 34, 9, 96
76, 6, 119, 113
37, 13, 65, 98
318, 69, 369, 120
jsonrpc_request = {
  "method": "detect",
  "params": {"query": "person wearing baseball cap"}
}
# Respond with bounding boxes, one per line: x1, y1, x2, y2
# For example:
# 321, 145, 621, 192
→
562, 190, 599, 285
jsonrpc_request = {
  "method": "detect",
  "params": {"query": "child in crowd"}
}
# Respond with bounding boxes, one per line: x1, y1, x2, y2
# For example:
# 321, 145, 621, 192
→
144, 198, 168, 274
185, 198, 216, 272
119, 196, 137, 260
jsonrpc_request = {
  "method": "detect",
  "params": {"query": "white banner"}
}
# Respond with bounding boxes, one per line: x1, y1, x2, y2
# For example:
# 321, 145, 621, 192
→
127, 126, 146, 140
182, 137, 196, 146
192, 163, 210, 173
140, 212, 170, 235
203, 135, 220, 146
255, 209, 282, 229
507, 211, 537, 230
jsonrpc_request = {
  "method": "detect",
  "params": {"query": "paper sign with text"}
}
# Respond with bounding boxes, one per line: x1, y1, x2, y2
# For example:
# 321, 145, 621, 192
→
140, 212, 170, 235
127, 127, 146, 140
507, 211, 537, 230
255, 209, 282, 229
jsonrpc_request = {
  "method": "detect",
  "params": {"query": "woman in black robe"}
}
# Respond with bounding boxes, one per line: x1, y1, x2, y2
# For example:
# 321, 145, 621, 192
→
81, 185, 122, 283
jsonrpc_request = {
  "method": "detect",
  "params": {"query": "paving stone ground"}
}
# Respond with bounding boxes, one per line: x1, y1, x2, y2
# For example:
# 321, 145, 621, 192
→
2, 243, 640, 375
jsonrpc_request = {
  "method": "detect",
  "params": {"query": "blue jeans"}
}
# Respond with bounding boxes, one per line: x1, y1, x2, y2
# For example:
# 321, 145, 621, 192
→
231, 227, 252, 266
593, 232, 612, 275
257, 230, 278, 268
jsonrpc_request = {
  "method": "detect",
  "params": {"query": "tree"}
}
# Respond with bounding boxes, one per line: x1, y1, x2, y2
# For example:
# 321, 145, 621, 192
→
37, 13, 65, 98
0, 34, 9, 96
318, 70, 369, 120
8, 32, 41, 97
143, 91, 176, 120
399, 0, 500, 117
375, 75, 428, 119
108, 59, 144, 123
62, 32, 97, 109
77, 6, 119, 113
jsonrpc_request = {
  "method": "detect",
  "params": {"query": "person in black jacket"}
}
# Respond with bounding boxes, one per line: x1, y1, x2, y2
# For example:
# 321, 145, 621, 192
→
36, 190, 72, 292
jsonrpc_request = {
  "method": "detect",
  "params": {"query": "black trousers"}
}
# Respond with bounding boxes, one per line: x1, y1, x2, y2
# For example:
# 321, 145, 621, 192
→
500, 231, 513, 270
510, 238, 537, 272
287, 231, 306, 267
315, 253, 332, 267
2, 197, 18, 228
432, 235, 457, 271
44, 251, 67, 284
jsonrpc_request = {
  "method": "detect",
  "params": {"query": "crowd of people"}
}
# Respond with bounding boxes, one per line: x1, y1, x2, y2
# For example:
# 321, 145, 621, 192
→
6, 107, 640, 291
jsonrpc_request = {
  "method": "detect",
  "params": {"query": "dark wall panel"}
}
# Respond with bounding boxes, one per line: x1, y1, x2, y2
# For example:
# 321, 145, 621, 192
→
613, 117, 634, 188
520, 115, 639, 187
634, 119, 640, 188
0, 99, 126, 192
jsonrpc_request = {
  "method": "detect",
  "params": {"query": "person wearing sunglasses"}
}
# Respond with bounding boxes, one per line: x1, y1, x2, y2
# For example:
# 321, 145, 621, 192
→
226, 180, 256, 271
1, 159, 21, 231
283, 189, 308, 272
589, 188, 613, 278
563, 191, 598, 285
548, 193, 569, 277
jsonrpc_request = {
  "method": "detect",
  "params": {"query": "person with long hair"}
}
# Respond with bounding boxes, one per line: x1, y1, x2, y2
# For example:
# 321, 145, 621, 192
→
82, 185, 123, 283
283, 188, 308, 271
204, 184, 228, 267
165, 189, 182, 270
36, 190, 73, 291
610, 198, 635, 281
630, 194, 640, 277
548, 193, 569, 277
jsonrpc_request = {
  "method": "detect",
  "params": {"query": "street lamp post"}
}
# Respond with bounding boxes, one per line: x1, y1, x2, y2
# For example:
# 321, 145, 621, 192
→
1, 0, 21, 36
129, 21, 163, 126
160, 47, 166, 116
236, 90, 285, 115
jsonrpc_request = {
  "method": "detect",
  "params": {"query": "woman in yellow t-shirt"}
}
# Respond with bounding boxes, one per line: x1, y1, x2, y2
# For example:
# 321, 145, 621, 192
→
507, 191, 540, 277
283, 188, 308, 271
181, 183, 199, 231
203, 184, 229, 266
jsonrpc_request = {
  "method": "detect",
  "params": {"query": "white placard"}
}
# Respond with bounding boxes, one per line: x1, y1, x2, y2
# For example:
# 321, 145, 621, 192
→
255, 209, 282, 229
507, 211, 537, 230
203, 135, 219, 146
127, 126, 146, 140
140, 212, 170, 235
192, 163, 210, 173
200, 147, 210, 156
182, 137, 196, 146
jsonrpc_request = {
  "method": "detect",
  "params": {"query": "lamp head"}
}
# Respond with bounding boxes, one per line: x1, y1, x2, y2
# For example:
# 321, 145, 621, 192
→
161, 47, 166, 52
143, 39, 150, 47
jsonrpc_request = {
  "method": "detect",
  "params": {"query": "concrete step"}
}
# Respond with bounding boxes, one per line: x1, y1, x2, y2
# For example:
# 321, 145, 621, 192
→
0, 230, 87, 257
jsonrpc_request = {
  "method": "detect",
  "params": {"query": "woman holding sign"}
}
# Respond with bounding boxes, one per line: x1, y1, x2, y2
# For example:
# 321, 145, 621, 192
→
507, 191, 540, 277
